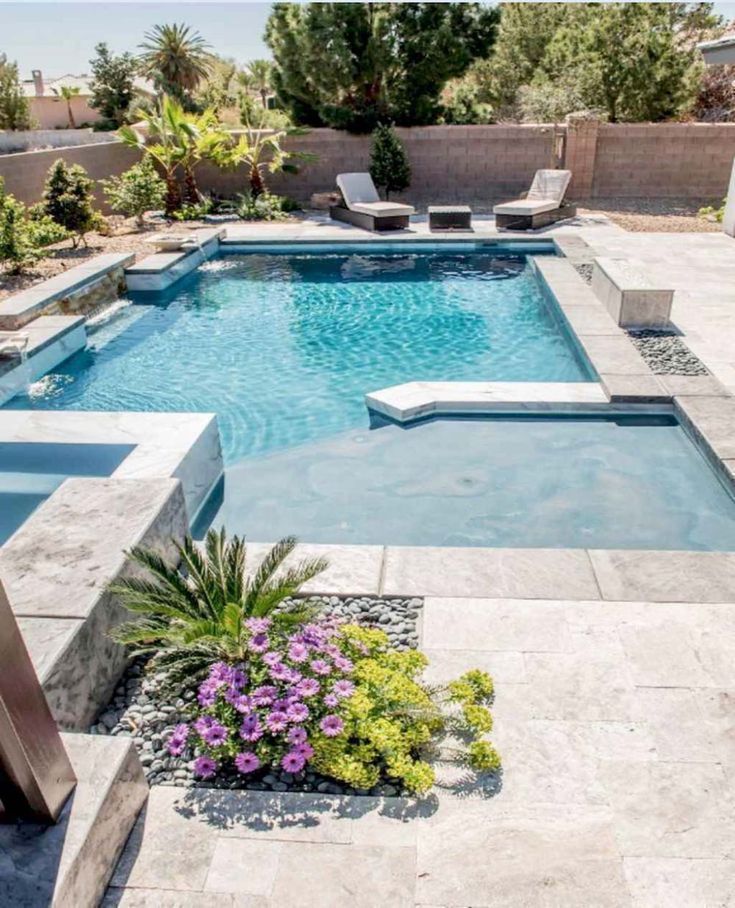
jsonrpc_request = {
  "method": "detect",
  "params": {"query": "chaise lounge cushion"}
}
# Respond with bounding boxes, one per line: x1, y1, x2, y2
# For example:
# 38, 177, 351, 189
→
336, 173, 415, 218
493, 199, 560, 216
352, 200, 415, 217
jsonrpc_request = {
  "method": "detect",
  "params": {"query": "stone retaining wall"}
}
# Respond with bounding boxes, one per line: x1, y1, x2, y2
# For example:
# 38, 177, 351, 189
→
1, 121, 734, 207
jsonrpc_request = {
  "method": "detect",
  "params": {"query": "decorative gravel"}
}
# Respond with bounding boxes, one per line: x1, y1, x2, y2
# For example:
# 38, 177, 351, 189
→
626, 330, 708, 375
90, 596, 423, 797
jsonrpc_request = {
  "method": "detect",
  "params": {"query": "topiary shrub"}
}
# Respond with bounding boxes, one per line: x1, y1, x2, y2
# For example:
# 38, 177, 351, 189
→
369, 124, 411, 200
101, 159, 167, 228
41, 159, 100, 248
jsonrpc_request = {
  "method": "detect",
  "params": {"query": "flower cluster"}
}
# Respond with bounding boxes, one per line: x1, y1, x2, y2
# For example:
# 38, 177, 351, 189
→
168, 619, 501, 795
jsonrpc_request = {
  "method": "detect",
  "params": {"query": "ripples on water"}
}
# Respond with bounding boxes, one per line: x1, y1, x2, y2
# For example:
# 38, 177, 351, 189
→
4, 249, 592, 463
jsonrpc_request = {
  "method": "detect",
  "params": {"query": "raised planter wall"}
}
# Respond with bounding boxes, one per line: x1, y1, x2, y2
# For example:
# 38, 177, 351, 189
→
1, 122, 734, 208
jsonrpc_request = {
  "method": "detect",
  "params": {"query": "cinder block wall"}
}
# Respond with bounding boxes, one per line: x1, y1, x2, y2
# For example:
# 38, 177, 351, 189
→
2, 121, 735, 210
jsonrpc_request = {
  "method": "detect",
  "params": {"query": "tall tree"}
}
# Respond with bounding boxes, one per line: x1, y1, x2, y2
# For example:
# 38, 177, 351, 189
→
89, 43, 139, 128
138, 22, 213, 104
52, 85, 81, 128
247, 59, 273, 109
0, 54, 32, 130
265, 2, 498, 132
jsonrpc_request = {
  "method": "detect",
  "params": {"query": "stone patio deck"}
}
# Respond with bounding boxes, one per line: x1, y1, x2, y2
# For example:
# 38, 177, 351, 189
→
105, 595, 735, 907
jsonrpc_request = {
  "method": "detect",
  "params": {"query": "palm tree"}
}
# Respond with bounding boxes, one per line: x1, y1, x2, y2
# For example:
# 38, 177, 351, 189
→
247, 59, 272, 109
138, 22, 213, 100
110, 529, 327, 683
52, 85, 81, 128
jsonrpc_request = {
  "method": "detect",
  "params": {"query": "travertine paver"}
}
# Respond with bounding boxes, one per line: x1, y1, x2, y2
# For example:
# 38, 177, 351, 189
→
106, 595, 735, 906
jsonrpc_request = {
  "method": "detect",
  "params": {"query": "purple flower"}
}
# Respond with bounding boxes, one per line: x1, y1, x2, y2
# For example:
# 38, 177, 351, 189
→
286, 702, 309, 723
193, 755, 218, 779
297, 742, 315, 760
167, 723, 189, 756
324, 694, 339, 708
332, 679, 355, 699
310, 659, 332, 676
201, 722, 228, 747
320, 715, 344, 737
288, 642, 309, 663
322, 643, 341, 659
296, 678, 320, 698
234, 694, 254, 714
281, 750, 307, 773
194, 715, 215, 736
288, 726, 307, 745
333, 656, 354, 673
209, 661, 233, 682
245, 617, 272, 634
252, 685, 277, 706
249, 633, 269, 654
284, 667, 303, 685
269, 662, 292, 682
239, 714, 263, 742
234, 751, 261, 774
266, 710, 289, 732
263, 651, 282, 667
197, 681, 218, 707
230, 668, 248, 689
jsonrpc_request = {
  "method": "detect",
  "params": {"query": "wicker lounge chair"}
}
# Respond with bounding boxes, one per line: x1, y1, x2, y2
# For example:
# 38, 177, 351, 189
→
330, 173, 415, 232
494, 169, 575, 230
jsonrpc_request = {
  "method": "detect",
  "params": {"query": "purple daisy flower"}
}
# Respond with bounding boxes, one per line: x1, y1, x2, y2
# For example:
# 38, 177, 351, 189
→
296, 742, 315, 760
201, 722, 228, 747
245, 617, 272, 634
296, 678, 320, 698
197, 682, 218, 707
310, 659, 332, 676
194, 715, 215, 736
249, 633, 269, 654
193, 755, 218, 779
252, 685, 277, 706
234, 694, 254, 714
287, 726, 307, 745
332, 679, 355, 699
266, 710, 289, 733
333, 656, 354, 673
322, 643, 341, 659
320, 715, 344, 737
263, 651, 281, 667
288, 642, 309, 663
234, 751, 261, 774
281, 750, 307, 773
269, 662, 292, 682
167, 723, 189, 757
239, 714, 263, 742
230, 668, 248, 689
209, 661, 233, 682
286, 702, 309, 723
324, 693, 339, 708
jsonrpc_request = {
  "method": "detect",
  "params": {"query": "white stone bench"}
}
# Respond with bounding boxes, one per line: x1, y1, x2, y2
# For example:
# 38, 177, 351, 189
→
591, 257, 673, 328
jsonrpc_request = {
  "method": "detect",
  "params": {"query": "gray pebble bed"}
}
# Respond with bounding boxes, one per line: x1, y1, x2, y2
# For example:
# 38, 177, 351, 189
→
626, 330, 708, 375
90, 596, 422, 797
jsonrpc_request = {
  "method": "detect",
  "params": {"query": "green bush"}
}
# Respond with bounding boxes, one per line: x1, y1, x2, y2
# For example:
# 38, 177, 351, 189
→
235, 191, 297, 221
102, 159, 167, 228
41, 159, 100, 248
171, 199, 214, 222
699, 200, 725, 223
369, 125, 411, 199
0, 193, 38, 275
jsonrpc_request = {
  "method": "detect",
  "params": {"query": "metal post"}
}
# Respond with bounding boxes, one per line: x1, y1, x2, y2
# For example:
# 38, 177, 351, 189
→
0, 578, 76, 822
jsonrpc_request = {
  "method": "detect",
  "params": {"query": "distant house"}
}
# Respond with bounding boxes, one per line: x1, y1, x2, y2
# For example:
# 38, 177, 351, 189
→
21, 70, 154, 129
697, 34, 735, 66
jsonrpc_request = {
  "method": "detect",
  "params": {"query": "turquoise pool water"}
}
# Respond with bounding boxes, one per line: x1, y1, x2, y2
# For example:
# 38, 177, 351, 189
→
196, 414, 735, 551
4, 244, 592, 463
0, 442, 134, 545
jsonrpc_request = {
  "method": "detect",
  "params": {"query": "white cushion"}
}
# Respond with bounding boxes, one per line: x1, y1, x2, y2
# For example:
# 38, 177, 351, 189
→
493, 199, 560, 216
527, 169, 571, 204
352, 201, 415, 217
337, 173, 380, 207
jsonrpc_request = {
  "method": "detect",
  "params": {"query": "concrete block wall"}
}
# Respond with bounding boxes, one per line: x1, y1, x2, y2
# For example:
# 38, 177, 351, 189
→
2, 121, 735, 211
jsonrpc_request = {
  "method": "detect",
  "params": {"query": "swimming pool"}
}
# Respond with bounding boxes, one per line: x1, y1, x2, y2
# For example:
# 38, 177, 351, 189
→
4, 244, 593, 463
0, 441, 135, 545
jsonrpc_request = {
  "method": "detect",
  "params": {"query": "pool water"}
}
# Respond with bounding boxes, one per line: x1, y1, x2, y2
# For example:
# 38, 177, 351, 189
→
196, 414, 735, 551
0, 442, 134, 545
4, 245, 593, 463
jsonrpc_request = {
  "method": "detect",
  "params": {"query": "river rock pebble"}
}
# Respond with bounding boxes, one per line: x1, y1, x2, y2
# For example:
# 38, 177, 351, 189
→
90, 596, 423, 797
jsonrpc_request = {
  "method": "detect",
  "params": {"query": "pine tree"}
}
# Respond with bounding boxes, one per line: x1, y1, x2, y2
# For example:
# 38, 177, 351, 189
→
42, 160, 98, 248
369, 125, 411, 199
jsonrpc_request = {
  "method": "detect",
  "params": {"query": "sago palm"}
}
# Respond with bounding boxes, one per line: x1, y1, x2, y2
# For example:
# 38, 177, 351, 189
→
110, 529, 327, 683
138, 22, 213, 98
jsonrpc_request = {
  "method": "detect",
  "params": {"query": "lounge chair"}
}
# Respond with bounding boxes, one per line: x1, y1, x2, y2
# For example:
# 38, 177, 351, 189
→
0, 331, 29, 358
494, 169, 575, 231
330, 173, 415, 232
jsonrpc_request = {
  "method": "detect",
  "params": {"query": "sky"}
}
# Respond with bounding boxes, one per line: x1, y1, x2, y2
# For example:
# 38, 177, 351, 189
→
3, 1, 735, 81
